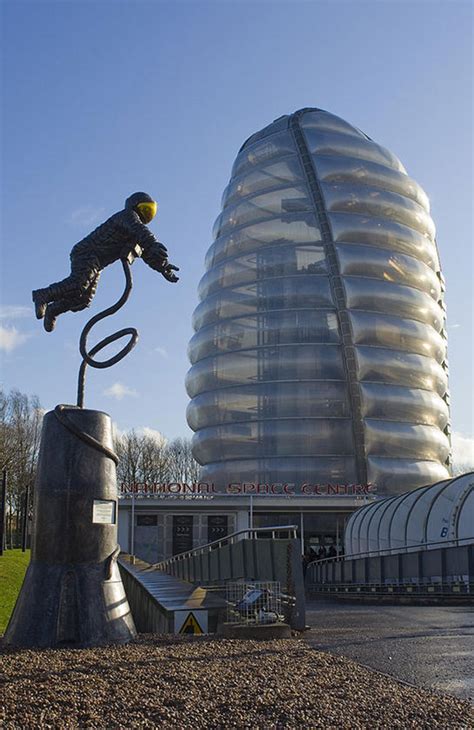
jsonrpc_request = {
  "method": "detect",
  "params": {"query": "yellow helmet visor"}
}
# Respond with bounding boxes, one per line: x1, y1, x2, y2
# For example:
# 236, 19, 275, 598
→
136, 201, 157, 223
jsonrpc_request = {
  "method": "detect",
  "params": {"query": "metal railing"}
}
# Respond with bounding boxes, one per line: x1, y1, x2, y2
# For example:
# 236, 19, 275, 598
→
308, 536, 474, 568
153, 525, 299, 572
149, 525, 306, 630
306, 536, 474, 594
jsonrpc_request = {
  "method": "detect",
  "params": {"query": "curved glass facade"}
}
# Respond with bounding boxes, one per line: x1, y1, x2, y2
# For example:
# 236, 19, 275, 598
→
187, 108, 452, 494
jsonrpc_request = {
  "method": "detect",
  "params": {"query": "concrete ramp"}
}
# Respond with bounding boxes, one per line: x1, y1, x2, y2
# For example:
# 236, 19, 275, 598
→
118, 555, 227, 634
154, 526, 306, 630
120, 526, 306, 633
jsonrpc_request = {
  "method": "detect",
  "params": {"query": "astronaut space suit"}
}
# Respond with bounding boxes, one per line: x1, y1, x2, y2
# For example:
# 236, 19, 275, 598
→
32, 192, 179, 332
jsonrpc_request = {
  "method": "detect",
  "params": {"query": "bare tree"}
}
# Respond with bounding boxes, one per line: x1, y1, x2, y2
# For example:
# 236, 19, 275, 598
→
114, 429, 199, 489
167, 437, 200, 483
115, 430, 144, 488
0, 389, 43, 547
139, 432, 171, 484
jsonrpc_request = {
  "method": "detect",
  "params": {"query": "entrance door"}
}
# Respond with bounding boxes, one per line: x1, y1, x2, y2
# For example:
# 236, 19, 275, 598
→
208, 515, 228, 543
172, 515, 193, 555
135, 514, 160, 563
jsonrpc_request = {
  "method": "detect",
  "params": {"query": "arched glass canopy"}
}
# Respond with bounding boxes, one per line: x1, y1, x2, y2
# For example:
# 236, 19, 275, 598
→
344, 473, 473, 554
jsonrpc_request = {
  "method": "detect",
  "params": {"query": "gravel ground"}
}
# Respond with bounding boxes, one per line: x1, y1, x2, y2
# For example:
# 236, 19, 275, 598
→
0, 635, 472, 729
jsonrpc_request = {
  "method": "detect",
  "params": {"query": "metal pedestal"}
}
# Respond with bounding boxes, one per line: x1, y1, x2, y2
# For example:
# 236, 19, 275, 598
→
4, 406, 136, 648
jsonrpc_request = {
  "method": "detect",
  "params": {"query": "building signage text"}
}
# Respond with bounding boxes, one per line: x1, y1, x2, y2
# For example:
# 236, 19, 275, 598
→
120, 482, 376, 496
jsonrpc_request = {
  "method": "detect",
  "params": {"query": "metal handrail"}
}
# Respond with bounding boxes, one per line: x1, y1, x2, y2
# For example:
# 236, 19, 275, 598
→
308, 535, 474, 568
153, 525, 299, 571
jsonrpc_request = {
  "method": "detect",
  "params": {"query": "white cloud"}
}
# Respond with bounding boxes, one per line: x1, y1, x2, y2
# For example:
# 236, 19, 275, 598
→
0, 325, 30, 353
451, 431, 474, 473
142, 426, 167, 446
70, 206, 106, 227
103, 382, 138, 400
155, 346, 168, 359
112, 423, 167, 446
0, 305, 31, 320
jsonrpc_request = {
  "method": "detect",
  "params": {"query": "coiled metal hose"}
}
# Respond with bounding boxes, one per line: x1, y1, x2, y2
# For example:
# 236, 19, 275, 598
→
76, 259, 138, 408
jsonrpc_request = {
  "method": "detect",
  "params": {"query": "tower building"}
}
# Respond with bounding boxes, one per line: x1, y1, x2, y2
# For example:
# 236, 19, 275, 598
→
186, 108, 451, 496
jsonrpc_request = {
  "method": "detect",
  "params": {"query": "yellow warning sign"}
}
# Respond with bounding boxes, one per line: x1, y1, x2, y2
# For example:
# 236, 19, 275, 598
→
178, 611, 205, 635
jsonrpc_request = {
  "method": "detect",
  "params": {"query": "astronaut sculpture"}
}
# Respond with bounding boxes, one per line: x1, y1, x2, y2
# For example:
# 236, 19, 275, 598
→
32, 192, 179, 332
5, 192, 180, 649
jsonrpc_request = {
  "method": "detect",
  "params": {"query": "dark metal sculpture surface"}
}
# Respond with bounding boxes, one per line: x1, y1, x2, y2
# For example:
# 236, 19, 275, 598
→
5, 193, 177, 647
31, 191, 178, 407
77, 258, 137, 408
32, 191, 178, 333
4, 408, 136, 648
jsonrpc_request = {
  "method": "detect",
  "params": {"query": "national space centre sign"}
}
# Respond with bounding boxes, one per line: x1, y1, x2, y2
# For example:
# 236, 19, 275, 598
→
119, 481, 376, 496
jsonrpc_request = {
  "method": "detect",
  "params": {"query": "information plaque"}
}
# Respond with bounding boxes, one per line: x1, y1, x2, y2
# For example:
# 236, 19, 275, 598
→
92, 499, 116, 524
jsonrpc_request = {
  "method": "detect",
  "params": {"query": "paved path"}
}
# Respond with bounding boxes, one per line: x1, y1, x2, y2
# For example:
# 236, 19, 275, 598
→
304, 600, 474, 700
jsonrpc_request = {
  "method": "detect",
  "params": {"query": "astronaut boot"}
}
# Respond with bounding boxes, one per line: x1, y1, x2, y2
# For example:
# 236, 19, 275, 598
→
43, 302, 63, 332
32, 288, 51, 319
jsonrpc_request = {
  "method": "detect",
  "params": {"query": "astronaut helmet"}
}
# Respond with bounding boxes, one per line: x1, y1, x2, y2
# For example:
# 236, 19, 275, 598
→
125, 191, 158, 223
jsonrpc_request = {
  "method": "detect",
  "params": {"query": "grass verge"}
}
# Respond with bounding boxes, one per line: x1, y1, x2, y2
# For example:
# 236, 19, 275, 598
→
0, 549, 30, 634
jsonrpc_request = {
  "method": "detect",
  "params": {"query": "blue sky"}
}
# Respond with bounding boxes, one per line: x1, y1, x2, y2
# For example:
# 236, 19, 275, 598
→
1, 0, 472, 464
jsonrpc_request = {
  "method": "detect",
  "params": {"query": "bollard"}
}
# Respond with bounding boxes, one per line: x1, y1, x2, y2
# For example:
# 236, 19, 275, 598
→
4, 406, 136, 648
285, 540, 306, 631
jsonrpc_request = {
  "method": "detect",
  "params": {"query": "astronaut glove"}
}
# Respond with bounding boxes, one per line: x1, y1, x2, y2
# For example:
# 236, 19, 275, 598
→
161, 263, 179, 283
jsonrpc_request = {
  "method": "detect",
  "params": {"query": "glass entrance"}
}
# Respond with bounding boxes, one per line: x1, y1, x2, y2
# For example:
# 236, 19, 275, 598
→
253, 511, 349, 556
